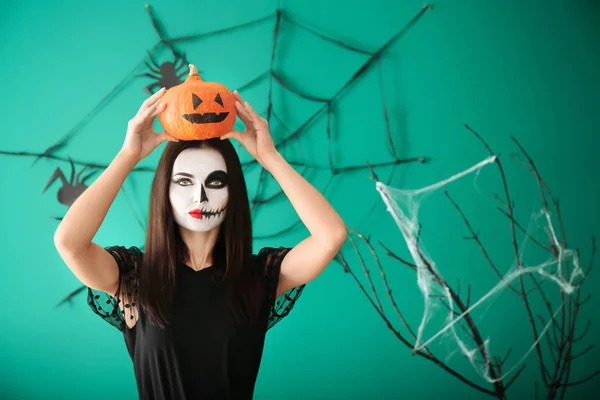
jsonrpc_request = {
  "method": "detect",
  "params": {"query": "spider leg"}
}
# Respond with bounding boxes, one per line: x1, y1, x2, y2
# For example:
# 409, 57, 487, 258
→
75, 164, 90, 184
174, 52, 188, 71
177, 70, 188, 80
68, 158, 77, 185
143, 82, 162, 95
79, 169, 99, 185
43, 167, 67, 193
137, 72, 161, 80
143, 60, 162, 75
146, 50, 161, 72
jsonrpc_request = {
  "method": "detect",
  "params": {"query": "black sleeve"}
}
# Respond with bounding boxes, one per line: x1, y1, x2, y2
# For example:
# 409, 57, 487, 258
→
257, 247, 305, 330
86, 245, 142, 332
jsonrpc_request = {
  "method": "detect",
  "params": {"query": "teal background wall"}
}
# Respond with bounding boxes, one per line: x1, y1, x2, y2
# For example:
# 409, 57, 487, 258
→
1, 0, 599, 399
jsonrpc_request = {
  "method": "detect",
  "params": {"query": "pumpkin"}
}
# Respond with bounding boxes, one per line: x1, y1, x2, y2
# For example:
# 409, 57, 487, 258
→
158, 64, 236, 141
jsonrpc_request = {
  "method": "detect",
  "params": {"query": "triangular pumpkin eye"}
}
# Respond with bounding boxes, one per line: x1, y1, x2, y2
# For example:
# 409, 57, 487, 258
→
214, 93, 223, 107
192, 94, 202, 110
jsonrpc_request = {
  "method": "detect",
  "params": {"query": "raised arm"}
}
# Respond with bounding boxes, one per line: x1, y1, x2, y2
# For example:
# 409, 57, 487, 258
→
54, 87, 177, 295
221, 91, 347, 297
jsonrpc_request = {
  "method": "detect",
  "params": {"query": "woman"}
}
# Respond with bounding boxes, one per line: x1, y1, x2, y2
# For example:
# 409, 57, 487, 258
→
54, 87, 347, 399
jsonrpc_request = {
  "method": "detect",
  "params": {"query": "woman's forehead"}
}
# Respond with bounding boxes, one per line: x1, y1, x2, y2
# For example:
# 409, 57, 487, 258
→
172, 147, 227, 175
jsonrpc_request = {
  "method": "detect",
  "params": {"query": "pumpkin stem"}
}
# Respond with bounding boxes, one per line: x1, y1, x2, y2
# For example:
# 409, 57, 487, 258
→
189, 64, 199, 76
188, 64, 198, 75
186, 64, 203, 82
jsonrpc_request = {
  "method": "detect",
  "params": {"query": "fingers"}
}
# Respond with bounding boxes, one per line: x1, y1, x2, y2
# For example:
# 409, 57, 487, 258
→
233, 90, 256, 124
128, 102, 165, 132
235, 100, 254, 127
233, 90, 244, 104
156, 131, 180, 144
243, 100, 259, 121
141, 101, 166, 121
138, 87, 166, 114
233, 90, 267, 129
220, 130, 241, 141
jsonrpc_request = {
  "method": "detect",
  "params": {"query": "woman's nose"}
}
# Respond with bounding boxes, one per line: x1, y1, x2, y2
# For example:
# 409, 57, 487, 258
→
193, 184, 209, 203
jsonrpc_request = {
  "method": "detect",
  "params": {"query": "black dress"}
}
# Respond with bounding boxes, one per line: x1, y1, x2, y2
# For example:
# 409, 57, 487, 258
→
87, 245, 304, 400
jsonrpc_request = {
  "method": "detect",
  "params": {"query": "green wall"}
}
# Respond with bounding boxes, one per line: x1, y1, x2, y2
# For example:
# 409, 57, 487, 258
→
1, 0, 598, 398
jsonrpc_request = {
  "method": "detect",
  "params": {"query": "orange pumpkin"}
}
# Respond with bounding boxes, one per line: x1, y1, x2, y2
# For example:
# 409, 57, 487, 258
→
158, 64, 236, 141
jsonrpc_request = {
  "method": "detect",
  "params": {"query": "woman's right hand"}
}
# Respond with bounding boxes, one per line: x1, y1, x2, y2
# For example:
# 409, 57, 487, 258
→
121, 87, 179, 162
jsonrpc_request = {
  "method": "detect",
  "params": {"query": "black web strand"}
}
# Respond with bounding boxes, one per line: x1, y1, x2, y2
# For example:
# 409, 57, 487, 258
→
120, 183, 146, 233
327, 102, 335, 173
145, 4, 179, 56
249, 10, 282, 215
270, 108, 307, 163
237, 71, 270, 92
165, 14, 276, 45
330, 4, 431, 103
376, 57, 397, 159
357, 163, 401, 230
54, 285, 87, 309
271, 71, 330, 103
32, 45, 160, 166
253, 173, 335, 240
267, 11, 282, 122
250, 167, 268, 214
281, 12, 374, 56
270, 107, 308, 166
284, 158, 426, 171
0, 150, 159, 173
254, 166, 309, 205
244, 5, 431, 168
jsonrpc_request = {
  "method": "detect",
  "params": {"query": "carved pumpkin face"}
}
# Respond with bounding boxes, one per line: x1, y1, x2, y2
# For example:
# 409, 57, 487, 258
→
158, 64, 236, 141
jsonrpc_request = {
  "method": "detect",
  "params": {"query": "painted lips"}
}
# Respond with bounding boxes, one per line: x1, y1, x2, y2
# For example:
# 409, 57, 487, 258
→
188, 209, 202, 219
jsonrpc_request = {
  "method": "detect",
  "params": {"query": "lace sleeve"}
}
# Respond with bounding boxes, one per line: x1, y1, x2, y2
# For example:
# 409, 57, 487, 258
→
87, 245, 142, 332
258, 247, 305, 330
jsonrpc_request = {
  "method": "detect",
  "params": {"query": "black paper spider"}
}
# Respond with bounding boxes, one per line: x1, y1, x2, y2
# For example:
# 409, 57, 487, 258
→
43, 160, 97, 219
138, 50, 189, 94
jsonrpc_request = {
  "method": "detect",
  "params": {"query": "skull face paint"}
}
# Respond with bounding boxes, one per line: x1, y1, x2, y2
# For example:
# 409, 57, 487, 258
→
169, 147, 228, 232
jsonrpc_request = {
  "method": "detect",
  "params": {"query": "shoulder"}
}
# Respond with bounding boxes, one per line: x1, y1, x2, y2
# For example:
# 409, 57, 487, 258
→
105, 245, 143, 268
105, 245, 143, 257
256, 247, 292, 265
255, 247, 292, 277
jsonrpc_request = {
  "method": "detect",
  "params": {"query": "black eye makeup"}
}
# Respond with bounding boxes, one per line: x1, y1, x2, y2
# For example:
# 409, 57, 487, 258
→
204, 170, 228, 189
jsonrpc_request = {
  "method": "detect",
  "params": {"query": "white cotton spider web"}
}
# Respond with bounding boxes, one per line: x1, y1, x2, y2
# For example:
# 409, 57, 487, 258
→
375, 156, 586, 383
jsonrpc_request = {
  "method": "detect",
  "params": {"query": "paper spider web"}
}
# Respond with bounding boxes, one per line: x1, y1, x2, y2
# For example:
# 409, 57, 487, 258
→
2, 5, 432, 306
28, 5, 431, 238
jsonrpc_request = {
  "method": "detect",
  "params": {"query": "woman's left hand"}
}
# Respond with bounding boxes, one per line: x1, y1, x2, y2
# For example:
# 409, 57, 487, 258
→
221, 90, 279, 168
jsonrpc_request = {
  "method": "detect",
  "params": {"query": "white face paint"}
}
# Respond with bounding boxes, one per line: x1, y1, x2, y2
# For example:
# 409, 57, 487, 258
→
169, 147, 228, 232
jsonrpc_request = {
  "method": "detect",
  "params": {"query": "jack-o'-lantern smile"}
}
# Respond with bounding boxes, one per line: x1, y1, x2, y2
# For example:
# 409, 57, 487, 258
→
182, 93, 229, 124
183, 112, 229, 124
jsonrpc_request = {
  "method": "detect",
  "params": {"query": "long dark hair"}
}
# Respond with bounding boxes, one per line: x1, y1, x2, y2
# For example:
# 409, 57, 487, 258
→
139, 138, 259, 329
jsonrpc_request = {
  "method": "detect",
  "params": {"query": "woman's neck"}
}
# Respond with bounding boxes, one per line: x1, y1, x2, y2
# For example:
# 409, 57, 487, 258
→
179, 227, 220, 270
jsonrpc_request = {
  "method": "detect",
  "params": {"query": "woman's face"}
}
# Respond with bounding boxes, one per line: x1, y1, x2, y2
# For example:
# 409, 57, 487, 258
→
169, 147, 229, 232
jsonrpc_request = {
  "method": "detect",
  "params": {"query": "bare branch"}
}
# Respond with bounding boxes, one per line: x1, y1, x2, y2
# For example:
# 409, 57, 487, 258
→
505, 364, 527, 390
573, 319, 591, 343
443, 186, 520, 295
559, 370, 600, 387
377, 240, 417, 271
569, 344, 593, 361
